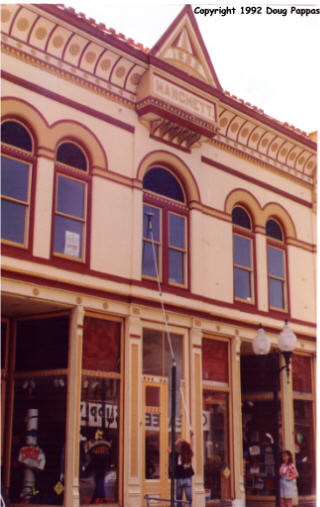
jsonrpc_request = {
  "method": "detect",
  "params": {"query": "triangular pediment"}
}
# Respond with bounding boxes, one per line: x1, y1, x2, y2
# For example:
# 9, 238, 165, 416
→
150, 5, 222, 90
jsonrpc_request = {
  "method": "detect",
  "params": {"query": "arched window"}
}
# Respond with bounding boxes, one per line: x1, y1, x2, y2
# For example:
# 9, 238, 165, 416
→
266, 219, 286, 310
53, 142, 88, 260
1, 120, 33, 247
232, 206, 254, 302
142, 167, 187, 287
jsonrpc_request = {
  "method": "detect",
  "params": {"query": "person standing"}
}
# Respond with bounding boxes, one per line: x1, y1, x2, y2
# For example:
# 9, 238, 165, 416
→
279, 450, 299, 507
174, 440, 194, 506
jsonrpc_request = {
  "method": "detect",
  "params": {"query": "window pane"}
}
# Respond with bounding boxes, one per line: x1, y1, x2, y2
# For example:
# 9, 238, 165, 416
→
292, 355, 312, 394
269, 278, 284, 308
203, 391, 230, 500
234, 267, 251, 300
142, 241, 159, 278
268, 247, 284, 278
80, 375, 120, 503
2, 121, 32, 151
202, 339, 228, 383
15, 316, 69, 371
232, 207, 251, 229
164, 334, 183, 378
82, 318, 121, 372
146, 386, 160, 407
145, 426, 160, 479
1, 200, 26, 244
233, 235, 251, 268
242, 400, 276, 497
143, 329, 162, 375
169, 213, 185, 248
54, 215, 83, 257
143, 167, 184, 202
10, 376, 67, 504
294, 400, 315, 495
57, 176, 85, 218
57, 142, 87, 171
1, 156, 29, 202
168, 249, 184, 284
143, 205, 160, 241
266, 220, 282, 240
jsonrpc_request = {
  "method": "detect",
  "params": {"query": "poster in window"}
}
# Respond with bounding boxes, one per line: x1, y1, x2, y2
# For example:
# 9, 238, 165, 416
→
64, 230, 80, 257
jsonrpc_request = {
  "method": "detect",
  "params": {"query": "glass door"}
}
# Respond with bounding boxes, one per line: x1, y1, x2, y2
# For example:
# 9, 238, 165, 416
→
143, 379, 169, 503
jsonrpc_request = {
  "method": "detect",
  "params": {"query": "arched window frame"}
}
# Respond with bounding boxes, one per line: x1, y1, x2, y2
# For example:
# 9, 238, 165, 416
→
142, 166, 189, 289
232, 205, 256, 305
52, 140, 90, 263
1, 119, 35, 249
266, 218, 288, 312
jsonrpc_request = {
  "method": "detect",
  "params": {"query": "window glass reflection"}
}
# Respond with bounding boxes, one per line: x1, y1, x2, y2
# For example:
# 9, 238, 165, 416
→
80, 376, 120, 504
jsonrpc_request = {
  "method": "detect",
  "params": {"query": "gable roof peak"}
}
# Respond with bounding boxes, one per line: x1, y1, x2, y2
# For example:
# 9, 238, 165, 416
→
150, 4, 222, 90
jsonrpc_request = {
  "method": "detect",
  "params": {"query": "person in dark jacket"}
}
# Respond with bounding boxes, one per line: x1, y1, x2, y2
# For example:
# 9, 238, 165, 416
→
173, 440, 194, 506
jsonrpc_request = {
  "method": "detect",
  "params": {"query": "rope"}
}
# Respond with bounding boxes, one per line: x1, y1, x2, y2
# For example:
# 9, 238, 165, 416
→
145, 212, 175, 362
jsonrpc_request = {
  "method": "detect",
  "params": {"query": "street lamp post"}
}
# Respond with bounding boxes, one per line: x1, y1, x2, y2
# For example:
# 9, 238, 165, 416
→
252, 321, 297, 507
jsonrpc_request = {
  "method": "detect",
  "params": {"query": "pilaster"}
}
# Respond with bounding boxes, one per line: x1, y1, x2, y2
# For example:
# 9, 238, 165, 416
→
231, 334, 245, 507
32, 154, 54, 259
123, 310, 143, 507
64, 305, 84, 507
190, 323, 205, 507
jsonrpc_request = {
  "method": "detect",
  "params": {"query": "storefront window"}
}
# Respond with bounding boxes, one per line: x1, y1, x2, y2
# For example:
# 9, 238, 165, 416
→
242, 400, 276, 496
294, 400, 315, 495
9, 314, 69, 504
292, 355, 315, 496
202, 338, 231, 501
10, 375, 67, 504
241, 354, 279, 498
203, 391, 230, 500
80, 317, 121, 504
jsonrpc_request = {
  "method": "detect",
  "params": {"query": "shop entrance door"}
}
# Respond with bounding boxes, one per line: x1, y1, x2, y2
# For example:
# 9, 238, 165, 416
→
142, 378, 170, 504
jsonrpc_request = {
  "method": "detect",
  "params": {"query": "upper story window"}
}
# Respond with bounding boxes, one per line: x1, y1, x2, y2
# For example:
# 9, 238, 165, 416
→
232, 206, 254, 303
142, 167, 187, 287
1, 120, 33, 247
266, 219, 286, 310
53, 142, 88, 260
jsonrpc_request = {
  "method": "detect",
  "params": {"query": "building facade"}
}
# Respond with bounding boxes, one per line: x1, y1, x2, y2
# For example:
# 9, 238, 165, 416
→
1, 4, 317, 507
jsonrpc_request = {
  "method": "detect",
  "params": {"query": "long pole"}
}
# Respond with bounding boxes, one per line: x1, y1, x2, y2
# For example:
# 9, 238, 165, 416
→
272, 350, 280, 507
170, 361, 176, 507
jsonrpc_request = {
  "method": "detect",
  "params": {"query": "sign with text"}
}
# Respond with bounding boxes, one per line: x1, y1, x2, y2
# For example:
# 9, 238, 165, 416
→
80, 401, 118, 428
153, 75, 216, 123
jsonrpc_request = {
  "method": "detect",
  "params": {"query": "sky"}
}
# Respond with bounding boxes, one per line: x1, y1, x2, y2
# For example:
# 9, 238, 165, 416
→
58, 1, 320, 136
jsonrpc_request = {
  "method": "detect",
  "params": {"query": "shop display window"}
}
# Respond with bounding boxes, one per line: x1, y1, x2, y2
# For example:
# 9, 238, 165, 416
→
242, 400, 276, 497
10, 375, 67, 504
143, 329, 183, 378
294, 400, 315, 495
9, 315, 69, 504
203, 391, 230, 500
292, 355, 312, 394
202, 339, 228, 384
80, 317, 122, 504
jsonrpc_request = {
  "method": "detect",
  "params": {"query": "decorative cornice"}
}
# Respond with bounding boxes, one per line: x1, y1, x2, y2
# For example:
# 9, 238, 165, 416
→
208, 137, 315, 188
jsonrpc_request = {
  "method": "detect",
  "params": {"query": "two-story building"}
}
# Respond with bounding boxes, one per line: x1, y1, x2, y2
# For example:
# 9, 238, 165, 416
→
1, 4, 316, 507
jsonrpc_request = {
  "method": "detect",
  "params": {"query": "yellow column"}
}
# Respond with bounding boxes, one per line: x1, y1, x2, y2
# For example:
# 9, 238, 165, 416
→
64, 305, 84, 507
231, 334, 245, 507
123, 311, 143, 507
190, 324, 205, 507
